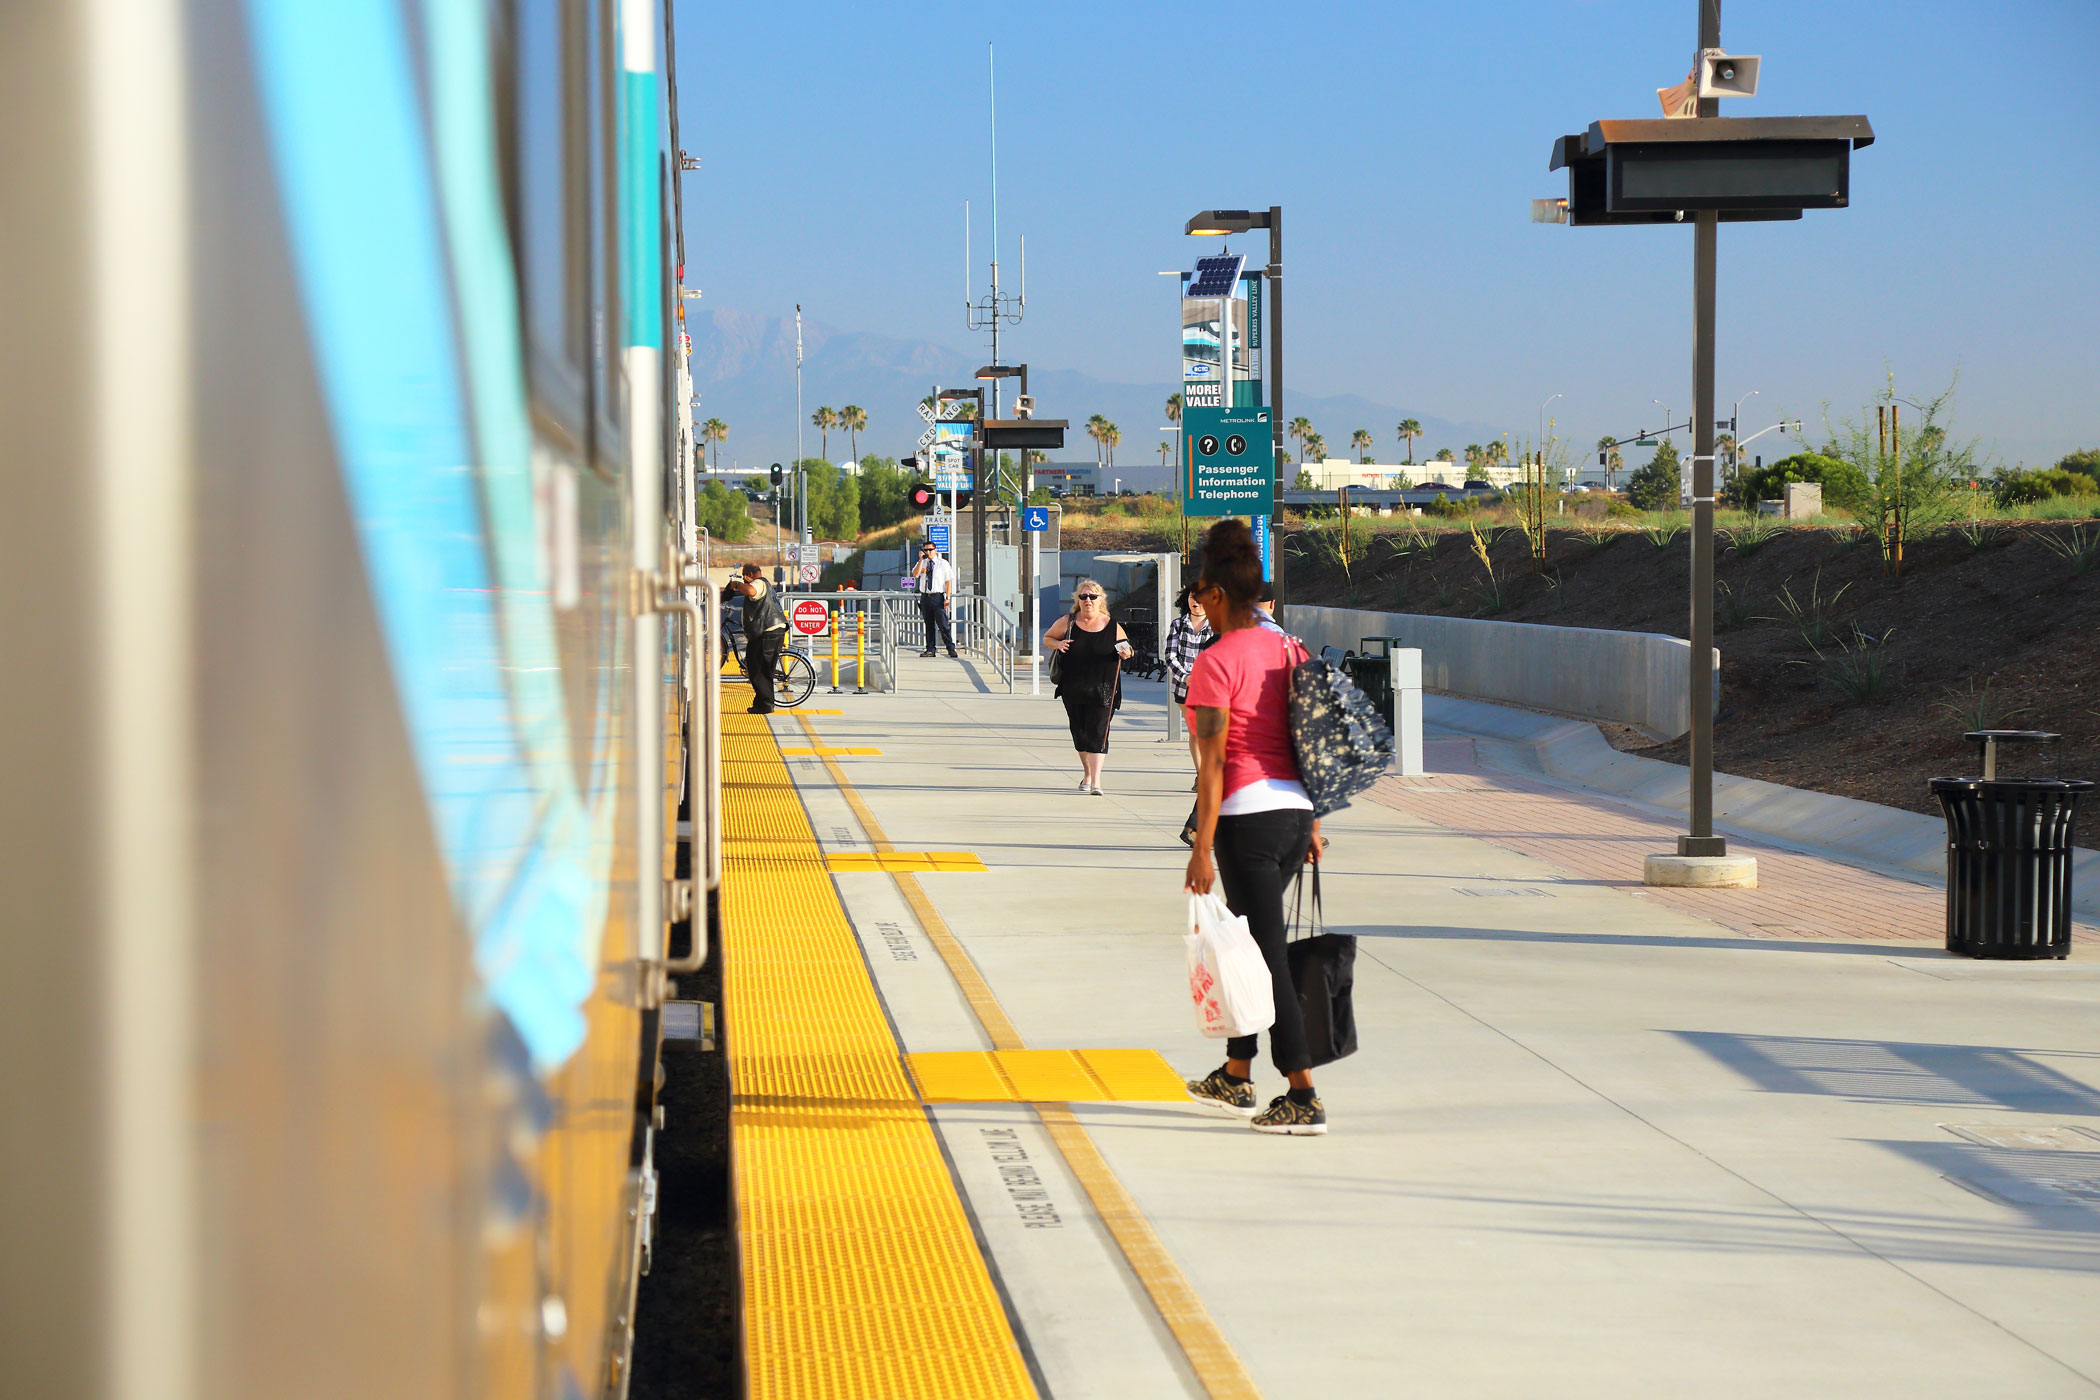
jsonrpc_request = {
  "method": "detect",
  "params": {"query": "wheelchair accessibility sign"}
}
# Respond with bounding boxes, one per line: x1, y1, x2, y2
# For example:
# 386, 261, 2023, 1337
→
1022, 506, 1050, 532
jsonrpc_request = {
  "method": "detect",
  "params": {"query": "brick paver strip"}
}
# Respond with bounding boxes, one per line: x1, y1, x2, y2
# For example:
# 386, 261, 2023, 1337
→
1367, 745, 2099, 948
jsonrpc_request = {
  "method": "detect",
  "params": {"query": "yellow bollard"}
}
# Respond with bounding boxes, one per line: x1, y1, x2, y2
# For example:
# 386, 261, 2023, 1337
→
855, 610, 867, 694
829, 606, 842, 692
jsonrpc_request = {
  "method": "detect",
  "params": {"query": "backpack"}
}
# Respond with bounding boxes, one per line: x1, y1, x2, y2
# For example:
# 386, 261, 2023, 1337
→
1284, 637, 1394, 817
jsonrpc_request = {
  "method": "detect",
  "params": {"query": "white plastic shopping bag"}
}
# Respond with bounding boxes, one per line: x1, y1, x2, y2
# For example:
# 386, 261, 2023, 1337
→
1186, 893, 1275, 1039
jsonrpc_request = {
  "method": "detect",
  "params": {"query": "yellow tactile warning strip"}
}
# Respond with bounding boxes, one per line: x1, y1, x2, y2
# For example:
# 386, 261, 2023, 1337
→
908, 1049, 1191, 1103
793, 714, 1265, 1400
720, 712, 1038, 1399
827, 851, 988, 874
780, 745, 883, 756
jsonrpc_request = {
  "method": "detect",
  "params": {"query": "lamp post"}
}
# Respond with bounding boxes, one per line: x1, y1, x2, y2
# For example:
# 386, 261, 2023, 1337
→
1538, 0, 1874, 888
1725, 389, 1759, 487
974, 362, 1029, 504
1186, 206, 1283, 591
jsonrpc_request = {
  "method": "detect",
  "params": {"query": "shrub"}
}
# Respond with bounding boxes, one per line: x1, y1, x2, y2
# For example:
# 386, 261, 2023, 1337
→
1727, 452, 1871, 513
1623, 441, 1681, 510
1423, 492, 1466, 518
1993, 466, 2097, 507
1606, 500, 1642, 520
2058, 447, 2100, 482
1766, 571, 1851, 648
696, 479, 753, 543
2039, 525, 2100, 573
1721, 515, 1781, 556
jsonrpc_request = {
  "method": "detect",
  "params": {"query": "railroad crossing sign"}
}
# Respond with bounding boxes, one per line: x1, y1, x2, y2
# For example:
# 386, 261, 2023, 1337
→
917, 425, 938, 449
790, 599, 830, 635
1022, 505, 1050, 532
918, 400, 937, 424
1181, 405, 1273, 516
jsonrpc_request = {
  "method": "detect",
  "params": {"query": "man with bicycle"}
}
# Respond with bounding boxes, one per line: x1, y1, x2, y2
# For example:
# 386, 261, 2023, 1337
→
729, 563, 788, 713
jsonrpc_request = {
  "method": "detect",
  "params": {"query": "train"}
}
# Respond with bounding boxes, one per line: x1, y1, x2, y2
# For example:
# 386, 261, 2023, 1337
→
2, 3, 721, 1397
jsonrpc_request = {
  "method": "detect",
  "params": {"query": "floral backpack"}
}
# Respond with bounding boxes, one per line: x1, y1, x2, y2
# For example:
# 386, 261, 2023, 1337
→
1281, 633, 1395, 817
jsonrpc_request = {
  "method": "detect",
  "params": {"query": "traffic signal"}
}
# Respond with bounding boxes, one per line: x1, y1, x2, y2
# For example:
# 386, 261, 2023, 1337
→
909, 483, 938, 511
769, 462, 783, 485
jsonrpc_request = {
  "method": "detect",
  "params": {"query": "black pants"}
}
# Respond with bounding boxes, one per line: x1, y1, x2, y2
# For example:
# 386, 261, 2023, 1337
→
746, 629, 785, 711
1217, 807, 1315, 1075
919, 594, 957, 654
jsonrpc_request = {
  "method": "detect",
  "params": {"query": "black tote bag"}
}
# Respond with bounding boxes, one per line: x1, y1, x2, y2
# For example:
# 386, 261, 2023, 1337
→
1285, 861, 1358, 1067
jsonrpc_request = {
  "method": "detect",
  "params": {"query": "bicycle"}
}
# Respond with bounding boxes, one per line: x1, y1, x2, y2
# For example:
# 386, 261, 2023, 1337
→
726, 632, 817, 709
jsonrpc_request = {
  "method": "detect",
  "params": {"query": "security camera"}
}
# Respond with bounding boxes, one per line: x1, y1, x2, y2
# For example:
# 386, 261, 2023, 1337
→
1697, 49, 1760, 99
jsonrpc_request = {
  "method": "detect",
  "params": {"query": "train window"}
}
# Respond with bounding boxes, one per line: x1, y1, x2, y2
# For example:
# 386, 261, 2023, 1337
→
507, 0, 587, 450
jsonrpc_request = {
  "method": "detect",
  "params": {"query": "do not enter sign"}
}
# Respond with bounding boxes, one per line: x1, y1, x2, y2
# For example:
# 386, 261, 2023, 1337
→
790, 599, 830, 636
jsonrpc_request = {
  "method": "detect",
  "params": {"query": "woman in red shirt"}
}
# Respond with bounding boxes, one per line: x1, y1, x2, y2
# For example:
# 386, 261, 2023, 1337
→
1181, 519, 1326, 1135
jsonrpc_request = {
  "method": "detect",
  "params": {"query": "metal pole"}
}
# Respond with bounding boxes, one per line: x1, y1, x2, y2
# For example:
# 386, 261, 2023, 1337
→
1680, 0, 1725, 859
1266, 206, 1283, 595
972, 387, 987, 600
1030, 527, 1041, 695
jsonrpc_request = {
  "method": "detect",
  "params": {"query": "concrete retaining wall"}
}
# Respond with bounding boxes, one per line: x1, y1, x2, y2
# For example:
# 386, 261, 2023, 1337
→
1280, 604, 1717, 741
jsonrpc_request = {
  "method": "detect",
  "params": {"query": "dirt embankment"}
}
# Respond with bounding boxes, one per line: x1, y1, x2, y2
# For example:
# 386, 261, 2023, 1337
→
1101, 518, 2100, 816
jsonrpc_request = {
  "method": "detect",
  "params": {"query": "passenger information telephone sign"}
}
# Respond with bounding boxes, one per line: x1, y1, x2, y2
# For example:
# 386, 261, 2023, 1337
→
1181, 406, 1273, 517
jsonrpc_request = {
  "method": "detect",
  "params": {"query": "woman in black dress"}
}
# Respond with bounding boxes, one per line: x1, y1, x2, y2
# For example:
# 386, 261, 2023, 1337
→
1043, 578, 1132, 795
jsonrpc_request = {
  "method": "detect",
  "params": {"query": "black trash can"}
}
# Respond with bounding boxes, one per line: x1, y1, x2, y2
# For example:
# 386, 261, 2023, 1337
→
1343, 637, 1403, 730
1930, 777, 2091, 959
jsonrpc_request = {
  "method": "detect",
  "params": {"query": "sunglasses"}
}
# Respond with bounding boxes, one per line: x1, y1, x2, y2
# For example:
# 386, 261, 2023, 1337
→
1076, 593, 1102, 601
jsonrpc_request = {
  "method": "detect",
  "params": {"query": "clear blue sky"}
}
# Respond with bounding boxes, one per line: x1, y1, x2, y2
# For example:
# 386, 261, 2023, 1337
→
671, 0, 2099, 467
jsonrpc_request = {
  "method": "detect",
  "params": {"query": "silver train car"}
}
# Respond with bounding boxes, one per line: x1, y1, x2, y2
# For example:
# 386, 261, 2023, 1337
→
2, 2, 717, 1396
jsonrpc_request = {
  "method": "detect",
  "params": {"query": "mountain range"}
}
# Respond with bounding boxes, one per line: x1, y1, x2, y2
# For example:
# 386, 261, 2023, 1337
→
682, 307, 1500, 490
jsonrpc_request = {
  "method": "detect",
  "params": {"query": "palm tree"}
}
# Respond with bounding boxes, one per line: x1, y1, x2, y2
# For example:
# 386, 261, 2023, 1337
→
1463, 444, 1484, 474
839, 404, 867, 463
1102, 422, 1121, 472
1157, 439, 1171, 471
1287, 416, 1313, 463
1350, 428, 1372, 463
1303, 432, 1326, 465
700, 417, 728, 471
1165, 392, 1183, 426
1085, 413, 1107, 471
1396, 417, 1422, 464
812, 405, 837, 459
1597, 436, 1623, 490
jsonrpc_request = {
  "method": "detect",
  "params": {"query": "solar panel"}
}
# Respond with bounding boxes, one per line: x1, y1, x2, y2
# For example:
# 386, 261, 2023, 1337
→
1185, 253, 1245, 299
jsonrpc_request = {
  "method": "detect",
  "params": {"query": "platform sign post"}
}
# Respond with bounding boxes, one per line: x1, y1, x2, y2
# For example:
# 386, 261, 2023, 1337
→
1181, 406, 1274, 518
1023, 505, 1049, 694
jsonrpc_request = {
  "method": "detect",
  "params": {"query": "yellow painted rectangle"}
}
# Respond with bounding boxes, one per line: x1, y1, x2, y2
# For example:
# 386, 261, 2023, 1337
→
997, 1051, 1101, 1102
780, 745, 882, 756
906, 1049, 1188, 1104
825, 852, 988, 874
908, 1052, 1014, 1104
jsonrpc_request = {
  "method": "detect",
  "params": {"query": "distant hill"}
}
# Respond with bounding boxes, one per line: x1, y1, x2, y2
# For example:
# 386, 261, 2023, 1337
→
684, 307, 1497, 489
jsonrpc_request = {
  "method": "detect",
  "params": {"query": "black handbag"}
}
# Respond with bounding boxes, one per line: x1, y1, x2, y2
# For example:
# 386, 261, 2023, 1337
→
1285, 861, 1358, 1067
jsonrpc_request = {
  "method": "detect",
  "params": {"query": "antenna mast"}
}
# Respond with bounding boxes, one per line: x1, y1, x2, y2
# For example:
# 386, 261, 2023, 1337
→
966, 42, 1026, 499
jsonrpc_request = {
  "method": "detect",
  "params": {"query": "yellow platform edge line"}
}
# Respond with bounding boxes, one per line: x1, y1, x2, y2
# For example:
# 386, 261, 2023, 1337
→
721, 712, 1037, 1400
794, 714, 1263, 1400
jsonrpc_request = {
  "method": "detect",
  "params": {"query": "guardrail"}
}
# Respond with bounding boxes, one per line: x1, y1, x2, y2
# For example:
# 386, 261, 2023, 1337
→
885, 590, 1017, 693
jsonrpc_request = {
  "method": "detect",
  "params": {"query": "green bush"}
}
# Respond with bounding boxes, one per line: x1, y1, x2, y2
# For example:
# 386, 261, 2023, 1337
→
696, 479, 753, 543
1129, 492, 1179, 519
855, 455, 911, 532
2058, 447, 2100, 482
1623, 442, 1681, 511
1606, 500, 1642, 520
1993, 466, 2097, 507
1727, 451, 1872, 513
1422, 492, 1465, 518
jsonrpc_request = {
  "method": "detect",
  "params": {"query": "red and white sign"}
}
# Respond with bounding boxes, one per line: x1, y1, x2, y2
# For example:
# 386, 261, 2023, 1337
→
790, 599, 830, 636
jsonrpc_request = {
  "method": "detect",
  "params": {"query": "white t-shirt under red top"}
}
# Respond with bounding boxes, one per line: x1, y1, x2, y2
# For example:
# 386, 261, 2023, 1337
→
1183, 625, 1311, 815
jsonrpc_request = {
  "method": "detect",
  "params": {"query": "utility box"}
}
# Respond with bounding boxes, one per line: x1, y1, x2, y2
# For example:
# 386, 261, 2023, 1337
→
1784, 482, 1822, 519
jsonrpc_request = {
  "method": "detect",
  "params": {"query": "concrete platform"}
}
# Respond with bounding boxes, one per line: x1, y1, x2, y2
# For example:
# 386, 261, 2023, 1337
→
771, 658, 2100, 1399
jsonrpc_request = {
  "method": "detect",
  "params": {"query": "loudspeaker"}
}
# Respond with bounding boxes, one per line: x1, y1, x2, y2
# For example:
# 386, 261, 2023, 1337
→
1014, 394, 1035, 419
1656, 73, 1697, 118
1698, 50, 1760, 99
